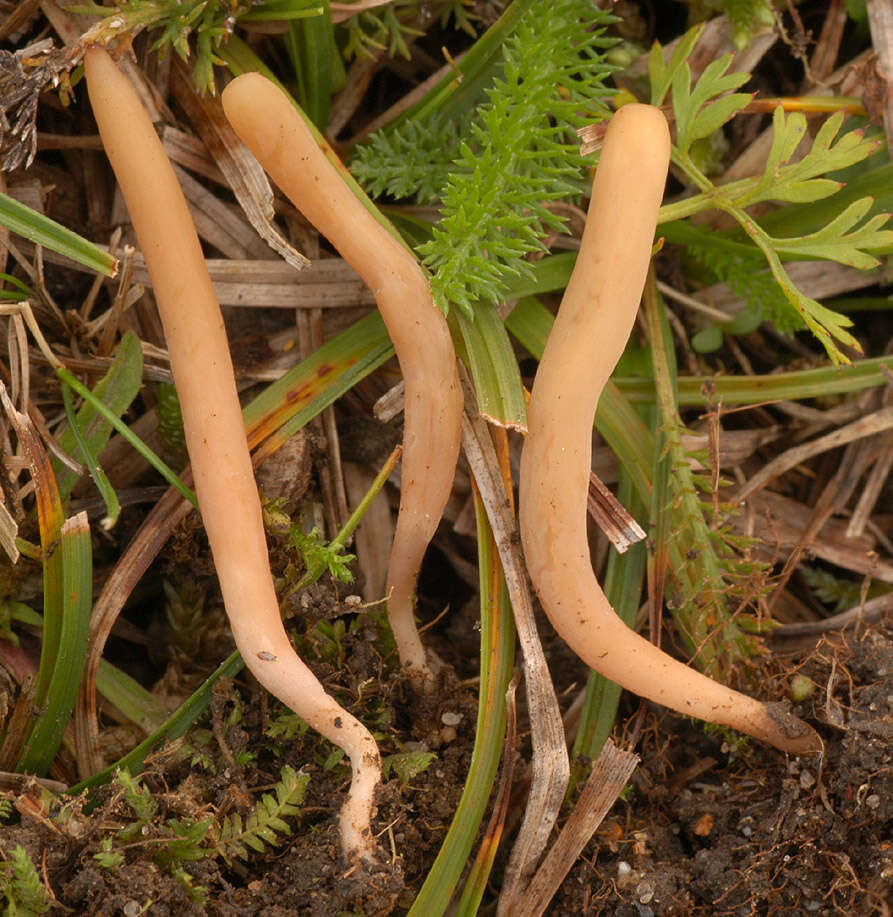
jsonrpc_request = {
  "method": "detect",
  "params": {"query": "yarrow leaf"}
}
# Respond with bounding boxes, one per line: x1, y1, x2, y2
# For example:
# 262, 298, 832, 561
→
353, 0, 617, 317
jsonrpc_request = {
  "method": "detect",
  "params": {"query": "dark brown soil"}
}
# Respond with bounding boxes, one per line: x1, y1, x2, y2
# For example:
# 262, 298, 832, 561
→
1, 619, 890, 915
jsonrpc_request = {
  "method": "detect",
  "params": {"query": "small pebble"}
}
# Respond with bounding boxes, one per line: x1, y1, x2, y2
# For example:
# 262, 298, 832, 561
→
799, 770, 815, 790
866, 794, 881, 810
636, 881, 654, 904
617, 861, 632, 878
441, 711, 463, 726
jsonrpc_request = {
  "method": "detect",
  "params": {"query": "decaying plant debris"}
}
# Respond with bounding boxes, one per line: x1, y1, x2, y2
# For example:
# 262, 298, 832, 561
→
0, 1, 891, 914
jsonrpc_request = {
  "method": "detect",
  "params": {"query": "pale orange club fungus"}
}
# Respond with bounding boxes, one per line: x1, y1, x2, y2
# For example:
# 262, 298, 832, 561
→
519, 104, 822, 756
221, 73, 463, 691
85, 46, 383, 860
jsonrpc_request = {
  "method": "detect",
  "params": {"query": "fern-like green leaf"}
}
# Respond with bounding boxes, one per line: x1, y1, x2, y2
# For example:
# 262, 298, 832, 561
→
2, 846, 50, 916
740, 108, 883, 207
670, 55, 751, 155
213, 765, 309, 863
649, 22, 704, 106
768, 198, 893, 269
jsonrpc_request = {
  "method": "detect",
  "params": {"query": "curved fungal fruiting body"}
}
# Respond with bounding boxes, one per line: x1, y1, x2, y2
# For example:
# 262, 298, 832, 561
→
85, 47, 382, 859
221, 73, 463, 689
519, 104, 822, 756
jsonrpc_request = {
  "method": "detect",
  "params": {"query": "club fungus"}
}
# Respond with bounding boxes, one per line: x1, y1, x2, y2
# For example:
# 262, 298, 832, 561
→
221, 73, 463, 689
519, 104, 822, 756
85, 46, 382, 859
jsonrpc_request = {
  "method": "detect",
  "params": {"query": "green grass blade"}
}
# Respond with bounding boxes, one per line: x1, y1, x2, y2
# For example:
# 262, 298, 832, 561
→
53, 331, 144, 501
60, 383, 120, 529
241, 0, 323, 21
17, 512, 93, 775
0, 192, 118, 277
286, 0, 333, 130
613, 354, 893, 404
55, 367, 198, 509
454, 304, 527, 429
245, 311, 394, 453
69, 649, 245, 794
96, 660, 168, 735
388, 0, 538, 127
409, 488, 515, 916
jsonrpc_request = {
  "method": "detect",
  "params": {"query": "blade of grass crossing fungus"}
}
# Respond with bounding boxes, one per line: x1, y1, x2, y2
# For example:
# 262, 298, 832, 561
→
571, 475, 647, 772
454, 304, 527, 430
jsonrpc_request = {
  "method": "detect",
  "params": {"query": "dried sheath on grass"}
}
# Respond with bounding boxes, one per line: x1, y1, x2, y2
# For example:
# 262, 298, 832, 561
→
221, 73, 463, 689
85, 47, 382, 859
519, 104, 822, 756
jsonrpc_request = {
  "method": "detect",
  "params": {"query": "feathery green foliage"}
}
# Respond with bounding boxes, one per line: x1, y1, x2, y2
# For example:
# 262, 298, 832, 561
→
801, 565, 892, 613
0, 846, 51, 916
644, 281, 763, 672
353, 0, 616, 316
652, 32, 893, 362
289, 525, 356, 583
342, 1, 423, 60
212, 765, 310, 862
91, 764, 308, 882
352, 115, 465, 203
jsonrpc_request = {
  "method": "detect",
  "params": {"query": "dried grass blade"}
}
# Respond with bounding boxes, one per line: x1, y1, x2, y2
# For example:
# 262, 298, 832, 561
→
170, 60, 310, 273
459, 394, 569, 915
511, 740, 639, 917
0, 381, 64, 709
734, 403, 893, 502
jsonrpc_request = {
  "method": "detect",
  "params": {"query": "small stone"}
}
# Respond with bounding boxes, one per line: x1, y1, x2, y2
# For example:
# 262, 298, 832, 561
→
617, 861, 632, 877
799, 770, 815, 790
636, 881, 654, 904
123, 903, 143, 917
441, 711, 463, 726
866, 794, 881, 810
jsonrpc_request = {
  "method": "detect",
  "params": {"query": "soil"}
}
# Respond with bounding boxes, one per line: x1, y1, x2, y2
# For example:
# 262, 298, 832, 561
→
2, 612, 890, 914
